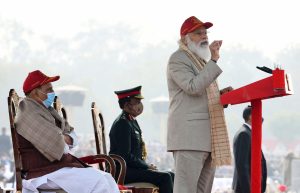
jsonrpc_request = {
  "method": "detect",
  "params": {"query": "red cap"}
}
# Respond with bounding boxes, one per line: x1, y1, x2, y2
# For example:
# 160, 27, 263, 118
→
23, 70, 60, 94
180, 16, 213, 36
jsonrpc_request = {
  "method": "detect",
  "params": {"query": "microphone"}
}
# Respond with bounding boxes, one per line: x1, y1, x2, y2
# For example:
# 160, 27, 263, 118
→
256, 66, 273, 74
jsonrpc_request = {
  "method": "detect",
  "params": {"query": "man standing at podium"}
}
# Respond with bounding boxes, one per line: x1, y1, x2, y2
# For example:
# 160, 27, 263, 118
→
166, 16, 232, 193
232, 106, 267, 193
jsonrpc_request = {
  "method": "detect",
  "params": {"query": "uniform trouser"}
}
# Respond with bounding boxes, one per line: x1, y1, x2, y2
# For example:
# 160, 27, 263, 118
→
125, 167, 174, 193
173, 151, 215, 193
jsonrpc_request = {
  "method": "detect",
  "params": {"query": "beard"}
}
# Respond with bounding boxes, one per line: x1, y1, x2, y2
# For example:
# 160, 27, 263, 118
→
186, 35, 211, 62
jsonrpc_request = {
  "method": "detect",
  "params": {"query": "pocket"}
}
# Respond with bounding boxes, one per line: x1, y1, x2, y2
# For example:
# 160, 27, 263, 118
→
186, 112, 209, 121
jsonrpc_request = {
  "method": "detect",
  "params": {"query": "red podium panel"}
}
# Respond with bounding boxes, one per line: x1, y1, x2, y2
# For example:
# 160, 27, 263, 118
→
221, 68, 293, 105
220, 68, 293, 193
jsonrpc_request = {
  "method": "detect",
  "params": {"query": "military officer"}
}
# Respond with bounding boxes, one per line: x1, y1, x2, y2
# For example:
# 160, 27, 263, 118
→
109, 86, 174, 193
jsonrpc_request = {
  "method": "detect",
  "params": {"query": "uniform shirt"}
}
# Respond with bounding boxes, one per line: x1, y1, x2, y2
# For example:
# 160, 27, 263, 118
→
109, 111, 149, 169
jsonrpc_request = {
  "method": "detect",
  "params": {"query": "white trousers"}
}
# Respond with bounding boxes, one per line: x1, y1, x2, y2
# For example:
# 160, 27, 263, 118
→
22, 167, 119, 193
173, 151, 215, 193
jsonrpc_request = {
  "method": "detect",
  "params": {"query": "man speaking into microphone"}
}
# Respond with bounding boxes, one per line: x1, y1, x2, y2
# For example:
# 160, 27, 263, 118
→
166, 16, 233, 193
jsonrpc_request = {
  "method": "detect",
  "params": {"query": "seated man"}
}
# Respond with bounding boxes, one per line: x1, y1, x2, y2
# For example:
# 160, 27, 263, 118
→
15, 70, 119, 193
109, 86, 174, 193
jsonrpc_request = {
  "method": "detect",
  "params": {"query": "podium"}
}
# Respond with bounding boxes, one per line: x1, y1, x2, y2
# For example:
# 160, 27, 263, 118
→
220, 67, 293, 193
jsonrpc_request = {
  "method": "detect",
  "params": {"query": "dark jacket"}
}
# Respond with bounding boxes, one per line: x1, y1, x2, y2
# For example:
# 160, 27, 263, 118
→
109, 111, 148, 169
232, 124, 267, 193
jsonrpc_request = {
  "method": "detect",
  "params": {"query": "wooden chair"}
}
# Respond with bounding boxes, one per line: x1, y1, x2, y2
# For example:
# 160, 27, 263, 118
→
8, 89, 68, 193
53, 96, 68, 121
53, 96, 117, 177
54, 97, 131, 193
91, 102, 159, 193
7, 91, 119, 193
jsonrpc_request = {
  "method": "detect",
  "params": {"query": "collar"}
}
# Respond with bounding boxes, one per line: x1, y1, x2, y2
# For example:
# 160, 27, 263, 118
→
123, 111, 135, 121
244, 122, 252, 130
128, 114, 135, 121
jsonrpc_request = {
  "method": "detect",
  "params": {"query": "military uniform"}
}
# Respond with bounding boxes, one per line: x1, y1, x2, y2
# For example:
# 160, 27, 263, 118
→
109, 86, 174, 193
110, 111, 148, 169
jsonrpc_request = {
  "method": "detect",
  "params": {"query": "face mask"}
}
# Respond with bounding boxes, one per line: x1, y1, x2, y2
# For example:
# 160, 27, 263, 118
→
39, 91, 55, 108
128, 102, 144, 117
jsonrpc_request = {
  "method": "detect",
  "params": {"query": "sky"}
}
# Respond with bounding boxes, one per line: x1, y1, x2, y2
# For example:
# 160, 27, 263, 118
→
0, 0, 299, 60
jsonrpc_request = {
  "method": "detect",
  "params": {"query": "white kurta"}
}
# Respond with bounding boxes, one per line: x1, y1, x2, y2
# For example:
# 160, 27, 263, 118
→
22, 167, 119, 193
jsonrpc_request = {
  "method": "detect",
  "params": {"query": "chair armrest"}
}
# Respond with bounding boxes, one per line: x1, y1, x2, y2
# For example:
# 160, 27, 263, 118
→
79, 154, 116, 178
109, 154, 127, 185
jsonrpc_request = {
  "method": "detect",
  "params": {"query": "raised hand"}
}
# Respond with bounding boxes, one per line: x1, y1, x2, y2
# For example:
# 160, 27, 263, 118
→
209, 40, 222, 62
